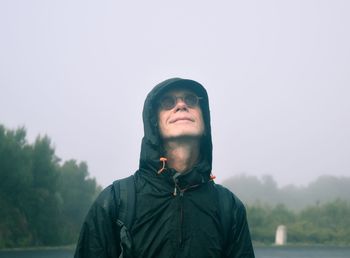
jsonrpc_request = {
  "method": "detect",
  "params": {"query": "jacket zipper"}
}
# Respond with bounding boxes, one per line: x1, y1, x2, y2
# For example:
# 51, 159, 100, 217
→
179, 190, 184, 248
173, 172, 200, 250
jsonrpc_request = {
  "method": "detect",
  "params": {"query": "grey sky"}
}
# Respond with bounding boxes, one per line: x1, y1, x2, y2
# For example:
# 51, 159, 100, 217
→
1, 0, 349, 187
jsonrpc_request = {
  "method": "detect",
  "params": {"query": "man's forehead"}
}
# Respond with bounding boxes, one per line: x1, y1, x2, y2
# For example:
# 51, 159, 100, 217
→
161, 88, 196, 97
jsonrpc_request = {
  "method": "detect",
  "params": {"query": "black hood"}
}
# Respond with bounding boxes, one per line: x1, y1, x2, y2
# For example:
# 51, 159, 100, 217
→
139, 78, 213, 178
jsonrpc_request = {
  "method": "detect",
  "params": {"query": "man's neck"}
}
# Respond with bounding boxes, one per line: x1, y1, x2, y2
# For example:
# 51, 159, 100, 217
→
163, 137, 200, 173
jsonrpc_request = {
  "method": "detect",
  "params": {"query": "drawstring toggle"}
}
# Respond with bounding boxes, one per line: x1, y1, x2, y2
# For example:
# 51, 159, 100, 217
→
157, 157, 167, 174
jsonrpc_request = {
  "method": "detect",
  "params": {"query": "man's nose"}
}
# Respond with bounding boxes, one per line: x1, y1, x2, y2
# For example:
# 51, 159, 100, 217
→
174, 97, 188, 110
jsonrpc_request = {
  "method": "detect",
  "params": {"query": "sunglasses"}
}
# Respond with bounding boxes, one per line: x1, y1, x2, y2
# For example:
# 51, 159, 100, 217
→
159, 93, 202, 110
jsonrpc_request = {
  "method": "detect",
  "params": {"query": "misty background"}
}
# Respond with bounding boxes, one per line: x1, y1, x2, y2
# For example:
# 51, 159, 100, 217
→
1, 0, 349, 188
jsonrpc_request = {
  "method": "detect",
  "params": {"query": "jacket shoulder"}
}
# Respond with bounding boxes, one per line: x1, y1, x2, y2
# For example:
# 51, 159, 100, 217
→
74, 184, 119, 258
213, 183, 255, 257
213, 183, 246, 211
93, 184, 116, 212
92, 175, 135, 221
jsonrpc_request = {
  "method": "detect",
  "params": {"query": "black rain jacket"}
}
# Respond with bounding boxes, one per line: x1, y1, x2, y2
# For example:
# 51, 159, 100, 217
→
74, 78, 255, 258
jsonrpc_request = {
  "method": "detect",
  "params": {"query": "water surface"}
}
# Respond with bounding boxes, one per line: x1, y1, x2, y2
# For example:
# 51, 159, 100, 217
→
1, 246, 350, 258
255, 246, 350, 258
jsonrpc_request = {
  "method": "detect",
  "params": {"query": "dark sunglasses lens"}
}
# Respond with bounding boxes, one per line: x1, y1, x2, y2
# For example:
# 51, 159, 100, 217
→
160, 96, 176, 110
184, 94, 198, 107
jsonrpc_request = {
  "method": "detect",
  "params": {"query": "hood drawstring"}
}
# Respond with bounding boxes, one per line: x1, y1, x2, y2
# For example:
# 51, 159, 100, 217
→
157, 157, 167, 174
172, 172, 181, 196
173, 186, 177, 196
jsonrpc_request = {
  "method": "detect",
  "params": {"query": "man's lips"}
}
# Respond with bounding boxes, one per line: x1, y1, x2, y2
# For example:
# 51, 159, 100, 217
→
169, 117, 194, 123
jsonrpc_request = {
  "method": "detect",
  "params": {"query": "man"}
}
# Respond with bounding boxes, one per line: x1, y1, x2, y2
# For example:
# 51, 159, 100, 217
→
75, 78, 255, 258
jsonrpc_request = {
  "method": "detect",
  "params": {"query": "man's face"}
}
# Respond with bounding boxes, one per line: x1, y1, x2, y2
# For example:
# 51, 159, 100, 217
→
158, 89, 205, 140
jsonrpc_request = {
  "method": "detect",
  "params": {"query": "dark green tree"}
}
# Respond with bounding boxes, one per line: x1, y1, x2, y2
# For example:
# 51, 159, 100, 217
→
0, 124, 101, 248
21, 136, 62, 245
0, 126, 32, 247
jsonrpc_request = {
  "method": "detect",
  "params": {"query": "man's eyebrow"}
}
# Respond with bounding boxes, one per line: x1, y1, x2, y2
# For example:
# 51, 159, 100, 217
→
164, 91, 196, 96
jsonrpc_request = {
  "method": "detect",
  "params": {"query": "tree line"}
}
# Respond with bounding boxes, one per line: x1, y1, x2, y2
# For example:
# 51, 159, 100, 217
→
223, 175, 350, 245
0, 125, 101, 248
246, 200, 350, 245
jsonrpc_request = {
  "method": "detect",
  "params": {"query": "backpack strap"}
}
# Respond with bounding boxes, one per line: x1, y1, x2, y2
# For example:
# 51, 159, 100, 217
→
214, 183, 232, 246
112, 175, 136, 230
112, 175, 136, 257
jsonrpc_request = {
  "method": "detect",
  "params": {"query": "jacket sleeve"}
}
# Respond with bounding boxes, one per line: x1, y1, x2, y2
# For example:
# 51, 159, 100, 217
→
225, 195, 255, 258
74, 185, 120, 258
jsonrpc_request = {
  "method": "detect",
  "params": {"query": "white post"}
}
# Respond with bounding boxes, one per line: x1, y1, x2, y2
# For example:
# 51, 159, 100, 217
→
275, 225, 287, 245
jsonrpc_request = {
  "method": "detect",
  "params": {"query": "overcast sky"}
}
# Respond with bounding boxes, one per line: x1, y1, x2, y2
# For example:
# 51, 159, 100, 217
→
1, 0, 349, 187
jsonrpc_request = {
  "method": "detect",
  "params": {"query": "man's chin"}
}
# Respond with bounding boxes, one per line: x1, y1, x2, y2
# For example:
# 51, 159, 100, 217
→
163, 134, 203, 141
